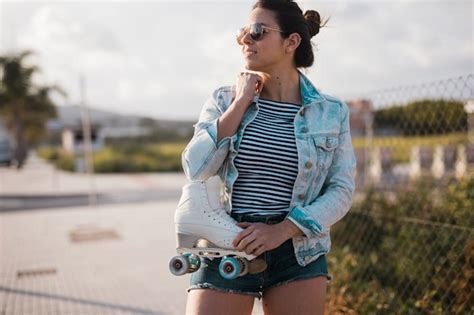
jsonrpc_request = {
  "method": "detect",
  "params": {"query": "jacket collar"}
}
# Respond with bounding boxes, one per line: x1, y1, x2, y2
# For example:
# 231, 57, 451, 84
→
298, 69, 326, 106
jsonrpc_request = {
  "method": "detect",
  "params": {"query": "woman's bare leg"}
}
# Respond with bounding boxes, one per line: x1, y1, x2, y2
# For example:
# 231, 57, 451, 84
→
186, 289, 256, 315
262, 276, 327, 315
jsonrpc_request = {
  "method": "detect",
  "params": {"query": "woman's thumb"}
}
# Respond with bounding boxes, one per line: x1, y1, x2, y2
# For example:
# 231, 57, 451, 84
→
236, 222, 251, 228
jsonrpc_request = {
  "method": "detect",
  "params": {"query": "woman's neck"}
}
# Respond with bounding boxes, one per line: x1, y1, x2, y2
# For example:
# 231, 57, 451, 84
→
258, 68, 301, 104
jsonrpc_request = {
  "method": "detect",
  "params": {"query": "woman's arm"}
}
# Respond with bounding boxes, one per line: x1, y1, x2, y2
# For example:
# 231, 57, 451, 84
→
181, 87, 250, 181
216, 99, 249, 142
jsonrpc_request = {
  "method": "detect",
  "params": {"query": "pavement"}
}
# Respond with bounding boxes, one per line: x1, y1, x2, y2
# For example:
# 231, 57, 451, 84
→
0, 154, 266, 314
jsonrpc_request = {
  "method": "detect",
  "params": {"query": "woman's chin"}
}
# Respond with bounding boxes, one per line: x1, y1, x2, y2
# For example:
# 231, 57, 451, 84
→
243, 61, 263, 72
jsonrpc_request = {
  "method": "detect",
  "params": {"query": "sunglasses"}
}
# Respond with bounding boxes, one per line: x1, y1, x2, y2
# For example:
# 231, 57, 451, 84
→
236, 23, 284, 45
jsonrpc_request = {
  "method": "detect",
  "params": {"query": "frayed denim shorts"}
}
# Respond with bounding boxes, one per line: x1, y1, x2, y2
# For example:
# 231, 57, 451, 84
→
187, 212, 332, 300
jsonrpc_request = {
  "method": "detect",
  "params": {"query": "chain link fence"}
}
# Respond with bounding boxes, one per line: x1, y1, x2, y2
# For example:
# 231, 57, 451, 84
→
327, 74, 473, 314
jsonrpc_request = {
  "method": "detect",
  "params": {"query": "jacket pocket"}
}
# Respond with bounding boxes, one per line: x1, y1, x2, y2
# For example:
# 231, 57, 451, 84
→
312, 135, 339, 170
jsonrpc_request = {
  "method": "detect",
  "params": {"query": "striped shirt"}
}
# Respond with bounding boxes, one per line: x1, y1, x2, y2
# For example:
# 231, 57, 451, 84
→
231, 98, 301, 216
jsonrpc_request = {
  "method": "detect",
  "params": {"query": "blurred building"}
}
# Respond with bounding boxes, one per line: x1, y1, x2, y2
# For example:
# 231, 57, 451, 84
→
347, 99, 374, 138
61, 124, 102, 154
46, 105, 194, 148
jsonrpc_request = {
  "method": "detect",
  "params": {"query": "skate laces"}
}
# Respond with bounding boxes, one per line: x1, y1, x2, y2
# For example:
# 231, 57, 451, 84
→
219, 183, 229, 206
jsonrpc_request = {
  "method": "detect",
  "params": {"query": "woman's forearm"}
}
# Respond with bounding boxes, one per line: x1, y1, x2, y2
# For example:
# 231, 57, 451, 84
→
216, 99, 251, 143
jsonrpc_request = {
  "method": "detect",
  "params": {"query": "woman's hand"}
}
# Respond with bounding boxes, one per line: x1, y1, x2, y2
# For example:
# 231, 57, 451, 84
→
234, 72, 263, 106
232, 221, 290, 256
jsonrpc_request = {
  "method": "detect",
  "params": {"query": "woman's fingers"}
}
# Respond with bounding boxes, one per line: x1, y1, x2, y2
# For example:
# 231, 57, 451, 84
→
253, 244, 265, 256
235, 234, 254, 251
246, 240, 264, 256
236, 222, 252, 228
235, 230, 257, 251
237, 71, 262, 99
239, 236, 260, 255
233, 223, 254, 247
256, 79, 262, 94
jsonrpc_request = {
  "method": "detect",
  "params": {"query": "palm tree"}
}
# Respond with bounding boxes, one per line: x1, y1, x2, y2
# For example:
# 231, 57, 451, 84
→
0, 50, 66, 168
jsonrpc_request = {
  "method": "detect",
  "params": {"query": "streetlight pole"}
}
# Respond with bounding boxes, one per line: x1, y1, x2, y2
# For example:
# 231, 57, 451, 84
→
79, 75, 97, 206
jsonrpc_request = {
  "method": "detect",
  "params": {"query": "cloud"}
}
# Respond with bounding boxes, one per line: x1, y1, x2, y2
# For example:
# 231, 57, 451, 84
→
14, 3, 168, 114
117, 78, 165, 103
310, 0, 473, 99
2, 0, 471, 120
20, 6, 120, 55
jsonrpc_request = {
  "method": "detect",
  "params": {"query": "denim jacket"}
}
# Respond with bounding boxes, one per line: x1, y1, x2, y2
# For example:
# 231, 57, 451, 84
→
181, 70, 357, 267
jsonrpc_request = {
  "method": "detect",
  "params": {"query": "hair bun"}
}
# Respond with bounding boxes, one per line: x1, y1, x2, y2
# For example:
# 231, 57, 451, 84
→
304, 10, 321, 37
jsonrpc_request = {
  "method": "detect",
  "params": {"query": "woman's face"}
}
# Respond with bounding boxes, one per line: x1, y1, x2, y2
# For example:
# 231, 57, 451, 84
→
240, 8, 288, 72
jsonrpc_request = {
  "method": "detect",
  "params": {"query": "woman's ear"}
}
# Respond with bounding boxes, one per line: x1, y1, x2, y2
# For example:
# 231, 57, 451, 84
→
286, 33, 302, 54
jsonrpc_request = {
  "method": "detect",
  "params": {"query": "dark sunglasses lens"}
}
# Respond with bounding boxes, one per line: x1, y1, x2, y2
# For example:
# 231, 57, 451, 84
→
250, 24, 263, 40
236, 23, 263, 44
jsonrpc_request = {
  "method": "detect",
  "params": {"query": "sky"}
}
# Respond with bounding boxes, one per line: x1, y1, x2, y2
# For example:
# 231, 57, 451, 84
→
0, 0, 472, 121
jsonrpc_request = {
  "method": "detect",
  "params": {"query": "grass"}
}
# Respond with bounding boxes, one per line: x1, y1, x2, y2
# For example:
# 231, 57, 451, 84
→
37, 133, 470, 172
37, 142, 188, 173
352, 132, 468, 163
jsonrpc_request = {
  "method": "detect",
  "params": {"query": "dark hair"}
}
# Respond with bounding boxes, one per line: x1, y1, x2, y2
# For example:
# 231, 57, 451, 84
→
252, 0, 329, 68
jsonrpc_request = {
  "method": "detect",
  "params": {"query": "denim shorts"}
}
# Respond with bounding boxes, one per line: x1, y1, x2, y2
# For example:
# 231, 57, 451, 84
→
187, 212, 332, 300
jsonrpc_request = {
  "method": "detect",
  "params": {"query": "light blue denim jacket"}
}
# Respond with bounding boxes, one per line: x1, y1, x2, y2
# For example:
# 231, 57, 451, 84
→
181, 70, 356, 267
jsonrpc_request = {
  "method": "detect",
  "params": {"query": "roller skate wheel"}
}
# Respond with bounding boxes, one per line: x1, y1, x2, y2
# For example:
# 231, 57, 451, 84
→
219, 257, 242, 280
169, 255, 190, 276
183, 253, 201, 272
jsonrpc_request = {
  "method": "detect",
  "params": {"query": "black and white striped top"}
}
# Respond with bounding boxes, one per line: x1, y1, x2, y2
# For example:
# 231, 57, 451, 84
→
231, 98, 301, 216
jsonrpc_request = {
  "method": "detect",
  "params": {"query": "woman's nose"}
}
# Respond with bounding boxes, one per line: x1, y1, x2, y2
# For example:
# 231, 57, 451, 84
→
241, 31, 253, 45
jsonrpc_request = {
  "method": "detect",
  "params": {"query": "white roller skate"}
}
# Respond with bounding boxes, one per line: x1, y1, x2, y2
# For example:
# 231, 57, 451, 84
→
169, 175, 267, 280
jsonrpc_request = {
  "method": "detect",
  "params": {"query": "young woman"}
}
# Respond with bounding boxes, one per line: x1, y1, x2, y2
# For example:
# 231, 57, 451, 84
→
181, 1, 356, 314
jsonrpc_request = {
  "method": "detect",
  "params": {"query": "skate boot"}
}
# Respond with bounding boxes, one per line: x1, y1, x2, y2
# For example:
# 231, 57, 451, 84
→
169, 175, 267, 279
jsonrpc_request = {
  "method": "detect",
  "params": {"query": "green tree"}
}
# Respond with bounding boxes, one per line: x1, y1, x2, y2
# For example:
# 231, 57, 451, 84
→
374, 99, 468, 135
0, 50, 65, 168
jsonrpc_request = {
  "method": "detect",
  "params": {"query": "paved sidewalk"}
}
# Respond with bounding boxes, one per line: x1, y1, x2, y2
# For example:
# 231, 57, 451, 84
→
0, 201, 265, 315
0, 154, 267, 314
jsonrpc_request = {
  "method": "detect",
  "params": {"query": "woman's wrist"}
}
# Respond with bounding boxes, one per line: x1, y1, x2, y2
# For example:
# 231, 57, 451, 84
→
232, 98, 252, 111
277, 219, 304, 240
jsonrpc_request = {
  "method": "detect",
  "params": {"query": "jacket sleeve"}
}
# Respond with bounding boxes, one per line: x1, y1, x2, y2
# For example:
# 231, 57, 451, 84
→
181, 87, 238, 181
286, 101, 357, 238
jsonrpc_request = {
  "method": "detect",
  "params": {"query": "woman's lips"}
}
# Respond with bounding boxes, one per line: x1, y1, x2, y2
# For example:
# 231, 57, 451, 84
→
244, 50, 257, 57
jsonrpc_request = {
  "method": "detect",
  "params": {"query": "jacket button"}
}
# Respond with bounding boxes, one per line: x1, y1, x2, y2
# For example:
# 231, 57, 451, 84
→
301, 127, 308, 133
305, 257, 311, 263
298, 193, 305, 200
300, 108, 305, 116
305, 161, 313, 169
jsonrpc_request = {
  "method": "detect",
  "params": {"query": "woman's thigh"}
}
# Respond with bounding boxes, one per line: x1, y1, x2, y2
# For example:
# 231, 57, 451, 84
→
186, 288, 255, 315
262, 276, 327, 315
